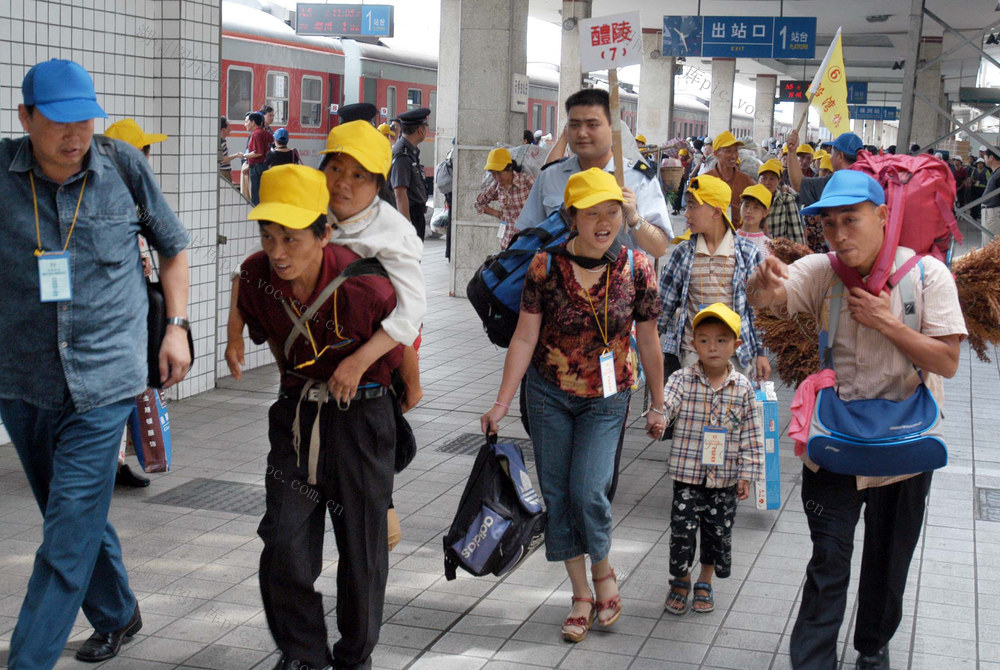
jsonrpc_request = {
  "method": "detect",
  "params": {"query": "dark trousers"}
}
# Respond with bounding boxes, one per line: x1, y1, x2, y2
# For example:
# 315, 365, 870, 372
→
789, 466, 932, 669
249, 163, 266, 205
409, 202, 426, 240
259, 395, 396, 670
669, 481, 738, 579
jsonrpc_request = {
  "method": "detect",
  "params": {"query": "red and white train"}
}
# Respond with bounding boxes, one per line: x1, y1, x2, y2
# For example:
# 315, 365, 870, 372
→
221, 2, 784, 179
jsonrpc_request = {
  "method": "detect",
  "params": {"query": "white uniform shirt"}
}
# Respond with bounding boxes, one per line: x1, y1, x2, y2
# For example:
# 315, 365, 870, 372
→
514, 155, 673, 250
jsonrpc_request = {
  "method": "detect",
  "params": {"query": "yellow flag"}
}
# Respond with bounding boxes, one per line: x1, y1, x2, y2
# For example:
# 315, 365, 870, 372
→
807, 28, 851, 136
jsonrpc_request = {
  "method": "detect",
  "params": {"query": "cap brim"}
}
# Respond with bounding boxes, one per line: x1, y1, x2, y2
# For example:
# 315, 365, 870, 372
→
248, 202, 325, 230
571, 193, 624, 209
801, 194, 872, 216
143, 133, 168, 145
37, 99, 107, 123
484, 162, 508, 171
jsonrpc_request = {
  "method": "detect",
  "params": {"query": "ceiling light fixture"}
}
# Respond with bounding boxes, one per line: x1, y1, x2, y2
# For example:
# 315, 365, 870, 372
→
988, 32, 1000, 45
892, 61, 905, 70
865, 14, 891, 23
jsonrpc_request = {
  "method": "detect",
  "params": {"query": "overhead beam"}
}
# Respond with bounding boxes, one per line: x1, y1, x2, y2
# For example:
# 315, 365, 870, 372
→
896, 0, 926, 152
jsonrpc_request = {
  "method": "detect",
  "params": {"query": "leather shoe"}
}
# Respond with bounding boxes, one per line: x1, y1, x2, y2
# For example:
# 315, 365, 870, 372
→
272, 655, 333, 670
116, 463, 150, 488
855, 646, 890, 669
75, 604, 142, 662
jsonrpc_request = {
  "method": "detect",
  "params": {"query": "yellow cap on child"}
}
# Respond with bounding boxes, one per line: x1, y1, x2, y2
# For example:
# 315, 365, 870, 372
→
741, 183, 773, 210
692, 303, 741, 338
564, 168, 624, 210
686, 174, 733, 230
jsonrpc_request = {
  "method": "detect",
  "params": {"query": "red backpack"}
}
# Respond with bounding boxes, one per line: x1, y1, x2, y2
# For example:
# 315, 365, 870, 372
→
848, 151, 962, 293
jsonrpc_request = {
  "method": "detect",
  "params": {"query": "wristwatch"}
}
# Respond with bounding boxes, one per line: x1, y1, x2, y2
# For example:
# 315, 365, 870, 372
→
628, 216, 645, 232
166, 317, 191, 331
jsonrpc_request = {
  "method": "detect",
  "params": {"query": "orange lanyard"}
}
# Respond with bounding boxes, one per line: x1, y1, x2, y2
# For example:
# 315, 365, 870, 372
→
583, 266, 611, 348
31, 171, 88, 256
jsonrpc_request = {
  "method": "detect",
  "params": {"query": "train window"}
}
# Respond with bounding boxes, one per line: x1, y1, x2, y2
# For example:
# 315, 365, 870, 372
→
532, 104, 541, 133
266, 71, 289, 125
227, 66, 253, 121
429, 91, 436, 130
386, 86, 397, 121
407, 88, 422, 109
547, 105, 555, 135
301, 76, 323, 128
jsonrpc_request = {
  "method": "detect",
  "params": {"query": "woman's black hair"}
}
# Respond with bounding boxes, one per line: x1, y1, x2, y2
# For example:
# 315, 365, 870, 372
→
257, 214, 328, 239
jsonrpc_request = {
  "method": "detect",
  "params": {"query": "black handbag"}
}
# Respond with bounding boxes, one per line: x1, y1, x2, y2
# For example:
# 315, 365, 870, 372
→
390, 371, 417, 473
145, 278, 195, 389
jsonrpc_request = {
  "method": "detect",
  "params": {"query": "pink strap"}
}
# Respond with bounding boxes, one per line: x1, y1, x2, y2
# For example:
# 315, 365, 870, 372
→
788, 369, 837, 455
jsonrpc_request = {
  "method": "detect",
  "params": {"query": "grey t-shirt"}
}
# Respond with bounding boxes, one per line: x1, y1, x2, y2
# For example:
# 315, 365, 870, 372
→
798, 174, 832, 208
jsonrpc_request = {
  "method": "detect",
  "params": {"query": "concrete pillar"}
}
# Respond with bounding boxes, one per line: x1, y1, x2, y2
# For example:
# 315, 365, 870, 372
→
449, 0, 529, 296
874, 120, 884, 148
912, 37, 943, 150
707, 58, 735, 138
638, 30, 675, 142
793, 102, 810, 141
558, 0, 592, 130
753, 74, 777, 148
434, 0, 460, 210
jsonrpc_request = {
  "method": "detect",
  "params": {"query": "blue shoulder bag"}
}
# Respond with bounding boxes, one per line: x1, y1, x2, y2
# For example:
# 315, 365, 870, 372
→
806, 249, 948, 477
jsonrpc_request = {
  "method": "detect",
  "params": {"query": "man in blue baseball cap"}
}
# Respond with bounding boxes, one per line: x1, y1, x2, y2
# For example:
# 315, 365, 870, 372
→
748, 169, 967, 670
0, 59, 192, 666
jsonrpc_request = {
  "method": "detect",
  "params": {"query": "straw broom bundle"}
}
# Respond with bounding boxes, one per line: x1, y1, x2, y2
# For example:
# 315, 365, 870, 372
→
756, 238, 821, 387
951, 238, 1000, 362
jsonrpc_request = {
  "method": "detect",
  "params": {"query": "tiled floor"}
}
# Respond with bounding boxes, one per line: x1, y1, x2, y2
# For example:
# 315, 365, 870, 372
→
1, 235, 999, 669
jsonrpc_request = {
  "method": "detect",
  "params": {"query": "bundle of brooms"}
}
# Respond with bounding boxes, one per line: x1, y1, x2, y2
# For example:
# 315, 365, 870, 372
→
758, 236, 1000, 389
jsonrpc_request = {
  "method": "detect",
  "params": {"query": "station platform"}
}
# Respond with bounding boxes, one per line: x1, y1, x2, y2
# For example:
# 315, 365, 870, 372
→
0, 236, 998, 670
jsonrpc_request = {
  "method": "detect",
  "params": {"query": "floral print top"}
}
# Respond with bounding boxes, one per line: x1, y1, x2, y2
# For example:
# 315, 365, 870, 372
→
521, 245, 661, 398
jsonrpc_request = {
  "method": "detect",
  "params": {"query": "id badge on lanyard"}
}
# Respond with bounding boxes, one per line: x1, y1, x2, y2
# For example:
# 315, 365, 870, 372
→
702, 425, 727, 466
37, 251, 72, 302
599, 350, 617, 398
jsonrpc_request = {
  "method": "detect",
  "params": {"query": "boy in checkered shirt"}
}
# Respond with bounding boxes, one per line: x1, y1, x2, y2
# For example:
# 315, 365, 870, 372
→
661, 303, 764, 616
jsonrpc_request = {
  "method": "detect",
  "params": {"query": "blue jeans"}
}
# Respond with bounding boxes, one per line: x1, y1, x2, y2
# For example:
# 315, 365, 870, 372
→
525, 367, 630, 563
249, 163, 266, 205
0, 396, 137, 670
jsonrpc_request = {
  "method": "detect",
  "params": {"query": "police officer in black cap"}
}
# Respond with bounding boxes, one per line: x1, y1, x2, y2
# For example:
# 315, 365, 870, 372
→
338, 102, 397, 209
390, 107, 430, 239
338, 102, 378, 125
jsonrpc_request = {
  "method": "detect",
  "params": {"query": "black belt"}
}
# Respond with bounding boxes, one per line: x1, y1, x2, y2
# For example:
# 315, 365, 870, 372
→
279, 384, 388, 402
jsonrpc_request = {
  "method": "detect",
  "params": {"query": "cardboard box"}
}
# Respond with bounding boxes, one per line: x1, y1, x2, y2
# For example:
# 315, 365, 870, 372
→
754, 382, 781, 510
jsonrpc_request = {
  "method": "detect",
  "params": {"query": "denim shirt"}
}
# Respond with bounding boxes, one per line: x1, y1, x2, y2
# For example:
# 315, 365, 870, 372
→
0, 137, 190, 413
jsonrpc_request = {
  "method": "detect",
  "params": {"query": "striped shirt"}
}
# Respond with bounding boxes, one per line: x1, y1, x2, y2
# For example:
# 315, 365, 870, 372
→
658, 231, 765, 368
785, 251, 967, 489
475, 172, 535, 249
684, 234, 736, 354
664, 363, 765, 487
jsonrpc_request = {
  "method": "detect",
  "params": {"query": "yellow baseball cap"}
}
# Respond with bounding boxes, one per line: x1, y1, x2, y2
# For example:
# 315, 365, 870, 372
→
741, 183, 773, 210
796, 143, 815, 156
320, 119, 391, 178
104, 118, 167, 150
692, 303, 741, 338
564, 168, 624, 210
248, 165, 330, 230
686, 174, 733, 230
484, 147, 513, 171
781, 144, 789, 155
377, 123, 393, 137
813, 148, 829, 161
820, 155, 834, 172
713, 130, 744, 150
679, 148, 689, 157
758, 158, 783, 176
636, 134, 647, 144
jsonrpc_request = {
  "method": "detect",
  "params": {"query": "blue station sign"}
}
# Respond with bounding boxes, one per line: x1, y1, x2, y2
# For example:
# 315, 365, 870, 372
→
296, 3, 394, 38
662, 15, 816, 59
846, 82, 868, 105
849, 105, 898, 121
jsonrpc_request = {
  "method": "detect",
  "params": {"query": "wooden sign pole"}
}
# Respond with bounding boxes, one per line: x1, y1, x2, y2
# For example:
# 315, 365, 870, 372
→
794, 98, 811, 134
608, 68, 625, 187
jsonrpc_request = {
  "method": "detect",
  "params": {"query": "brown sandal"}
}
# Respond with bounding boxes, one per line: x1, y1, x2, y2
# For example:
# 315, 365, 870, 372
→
561, 595, 595, 642
593, 567, 623, 627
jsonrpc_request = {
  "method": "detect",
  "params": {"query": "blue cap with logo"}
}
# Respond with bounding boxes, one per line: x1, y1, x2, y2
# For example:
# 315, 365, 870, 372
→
820, 132, 864, 159
801, 170, 885, 216
22, 59, 107, 123
273, 128, 289, 144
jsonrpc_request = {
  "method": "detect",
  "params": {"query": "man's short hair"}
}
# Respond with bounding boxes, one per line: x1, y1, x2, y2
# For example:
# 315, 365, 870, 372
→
832, 147, 857, 165
259, 105, 274, 114
565, 88, 611, 123
401, 121, 425, 135
257, 214, 327, 239
988, 147, 1000, 161
246, 111, 264, 127
220, 116, 228, 130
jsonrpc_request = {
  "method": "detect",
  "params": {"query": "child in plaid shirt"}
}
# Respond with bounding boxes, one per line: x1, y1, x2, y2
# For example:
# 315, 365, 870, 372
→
662, 304, 764, 615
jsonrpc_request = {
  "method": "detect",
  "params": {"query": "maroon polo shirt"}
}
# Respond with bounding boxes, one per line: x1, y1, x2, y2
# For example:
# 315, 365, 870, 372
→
246, 128, 273, 165
237, 244, 402, 389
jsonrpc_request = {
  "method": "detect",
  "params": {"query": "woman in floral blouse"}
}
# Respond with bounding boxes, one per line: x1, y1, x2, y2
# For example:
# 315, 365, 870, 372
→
481, 168, 665, 645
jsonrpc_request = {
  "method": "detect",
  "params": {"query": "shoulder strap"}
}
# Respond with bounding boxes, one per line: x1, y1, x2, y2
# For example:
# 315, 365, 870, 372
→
889, 248, 922, 333
282, 258, 389, 358
94, 136, 140, 208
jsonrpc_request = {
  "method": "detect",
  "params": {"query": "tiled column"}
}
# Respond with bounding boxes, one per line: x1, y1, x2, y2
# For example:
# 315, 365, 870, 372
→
434, 0, 460, 211
449, 0, 529, 297
708, 58, 735, 138
638, 29, 674, 143
753, 74, 777, 147
912, 37, 943, 150
558, 0, 591, 130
